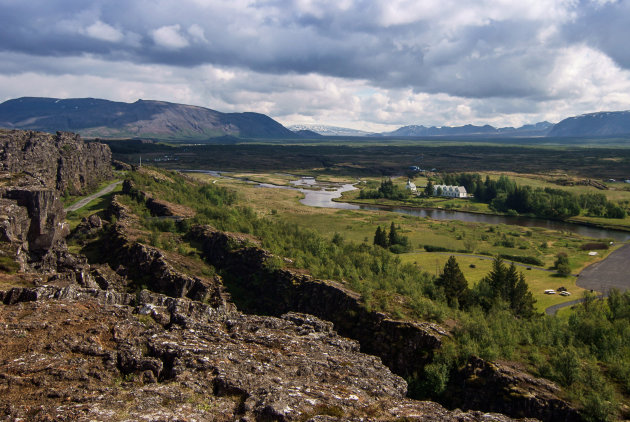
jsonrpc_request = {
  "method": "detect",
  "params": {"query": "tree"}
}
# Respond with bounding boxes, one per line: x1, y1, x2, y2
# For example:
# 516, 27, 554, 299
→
388, 222, 399, 246
373, 226, 388, 248
424, 180, 434, 196
436, 256, 470, 308
554, 252, 571, 276
474, 256, 536, 317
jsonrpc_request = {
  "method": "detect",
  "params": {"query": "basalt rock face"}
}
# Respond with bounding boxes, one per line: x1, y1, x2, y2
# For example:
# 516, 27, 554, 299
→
0, 129, 112, 272
0, 129, 112, 194
103, 203, 228, 307
446, 357, 582, 422
189, 225, 446, 379
189, 224, 581, 422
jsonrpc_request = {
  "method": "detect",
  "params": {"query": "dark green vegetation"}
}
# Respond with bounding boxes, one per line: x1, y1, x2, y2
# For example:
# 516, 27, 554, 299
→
106, 139, 630, 179
360, 179, 411, 200
437, 173, 628, 219
373, 222, 411, 253
106, 167, 630, 420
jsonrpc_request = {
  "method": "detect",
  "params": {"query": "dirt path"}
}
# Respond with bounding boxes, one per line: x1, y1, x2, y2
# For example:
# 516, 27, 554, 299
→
64, 181, 122, 212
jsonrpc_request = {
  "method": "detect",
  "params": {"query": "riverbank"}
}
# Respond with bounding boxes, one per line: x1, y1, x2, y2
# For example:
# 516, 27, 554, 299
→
337, 195, 630, 238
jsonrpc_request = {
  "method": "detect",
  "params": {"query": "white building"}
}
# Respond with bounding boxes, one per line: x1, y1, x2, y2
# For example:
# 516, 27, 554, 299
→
406, 179, 417, 192
434, 184, 467, 198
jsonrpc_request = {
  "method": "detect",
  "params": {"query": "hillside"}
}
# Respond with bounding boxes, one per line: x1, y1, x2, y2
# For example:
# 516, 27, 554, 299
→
0, 97, 296, 140
548, 110, 630, 137
385, 122, 553, 137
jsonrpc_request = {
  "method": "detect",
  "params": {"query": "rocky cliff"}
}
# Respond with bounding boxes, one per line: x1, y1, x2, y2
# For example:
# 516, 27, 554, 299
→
0, 129, 112, 275
0, 129, 112, 194
186, 225, 580, 422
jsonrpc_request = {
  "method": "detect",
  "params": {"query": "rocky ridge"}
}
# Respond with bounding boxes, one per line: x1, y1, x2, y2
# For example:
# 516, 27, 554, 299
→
0, 193, 526, 421
0, 129, 576, 420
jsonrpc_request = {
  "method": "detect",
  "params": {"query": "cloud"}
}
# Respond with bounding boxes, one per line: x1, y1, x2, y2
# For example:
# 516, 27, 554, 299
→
84, 21, 124, 42
151, 24, 189, 49
1, 0, 630, 129
187, 24, 208, 43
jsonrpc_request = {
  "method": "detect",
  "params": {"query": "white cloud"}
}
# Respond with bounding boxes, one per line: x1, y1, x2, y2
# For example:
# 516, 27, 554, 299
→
84, 21, 124, 43
2, 1, 630, 130
187, 24, 208, 43
151, 24, 189, 49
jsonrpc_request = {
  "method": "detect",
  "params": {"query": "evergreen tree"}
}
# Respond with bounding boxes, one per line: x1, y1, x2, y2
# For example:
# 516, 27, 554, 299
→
388, 222, 399, 246
373, 226, 388, 248
436, 256, 470, 308
424, 180, 434, 196
512, 272, 536, 318
476, 257, 536, 317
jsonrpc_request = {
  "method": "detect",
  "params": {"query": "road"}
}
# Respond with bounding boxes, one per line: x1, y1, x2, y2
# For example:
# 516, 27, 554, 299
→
64, 181, 122, 212
575, 243, 630, 293
545, 243, 630, 315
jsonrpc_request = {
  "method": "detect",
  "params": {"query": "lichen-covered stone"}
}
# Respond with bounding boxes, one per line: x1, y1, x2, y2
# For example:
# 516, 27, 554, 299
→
0, 289, 529, 421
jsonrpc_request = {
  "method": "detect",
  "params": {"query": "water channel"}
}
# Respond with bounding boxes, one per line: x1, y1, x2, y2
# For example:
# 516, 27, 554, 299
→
191, 171, 630, 242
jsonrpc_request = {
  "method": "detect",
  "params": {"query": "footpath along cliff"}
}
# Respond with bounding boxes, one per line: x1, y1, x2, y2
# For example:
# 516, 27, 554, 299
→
0, 129, 578, 421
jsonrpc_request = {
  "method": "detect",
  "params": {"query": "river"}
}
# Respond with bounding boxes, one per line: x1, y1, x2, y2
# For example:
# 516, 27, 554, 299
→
191, 171, 630, 242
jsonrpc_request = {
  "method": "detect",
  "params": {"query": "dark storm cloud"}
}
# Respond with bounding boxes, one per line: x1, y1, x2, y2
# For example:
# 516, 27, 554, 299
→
0, 0, 575, 99
1, 0, 630, 129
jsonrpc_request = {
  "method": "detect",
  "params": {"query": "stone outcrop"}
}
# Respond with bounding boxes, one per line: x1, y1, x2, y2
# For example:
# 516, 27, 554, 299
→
0, 129, 112, 194
0, 285, 529, 421
189, 224, 580, 422
102, 201, 229, 307
445, 357, 581, 422
0, 129, 112, 272
189, 225, 446, 378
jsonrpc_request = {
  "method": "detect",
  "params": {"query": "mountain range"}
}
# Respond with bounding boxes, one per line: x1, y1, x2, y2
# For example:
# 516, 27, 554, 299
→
0, 97, 295, 140
2, 97, 630, 140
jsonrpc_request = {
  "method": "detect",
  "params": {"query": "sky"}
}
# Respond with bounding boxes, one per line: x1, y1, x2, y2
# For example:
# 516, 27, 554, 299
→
1, 0, 630, 131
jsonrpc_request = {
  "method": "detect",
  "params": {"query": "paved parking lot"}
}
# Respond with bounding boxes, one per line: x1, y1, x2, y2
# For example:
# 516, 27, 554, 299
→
577, 243, 630, 294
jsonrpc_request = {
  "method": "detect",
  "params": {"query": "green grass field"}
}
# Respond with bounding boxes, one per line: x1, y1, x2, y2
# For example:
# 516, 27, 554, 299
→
398, 252, 586, 312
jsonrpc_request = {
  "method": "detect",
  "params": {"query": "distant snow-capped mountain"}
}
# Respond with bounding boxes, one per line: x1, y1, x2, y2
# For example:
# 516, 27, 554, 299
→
547, 111, 630, 137
288, 124, 374, 137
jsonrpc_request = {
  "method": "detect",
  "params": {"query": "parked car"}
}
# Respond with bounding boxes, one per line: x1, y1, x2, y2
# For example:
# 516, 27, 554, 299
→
557, 286, 567, 292
544, 289, 556, 295
560, 291, 571, 296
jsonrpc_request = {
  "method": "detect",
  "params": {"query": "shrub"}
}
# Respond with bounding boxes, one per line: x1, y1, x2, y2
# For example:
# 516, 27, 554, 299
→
580, 242, 609, 251
498, 254, 543, 266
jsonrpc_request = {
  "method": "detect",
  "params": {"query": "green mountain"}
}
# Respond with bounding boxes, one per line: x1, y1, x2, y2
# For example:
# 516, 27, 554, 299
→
0, 97, 295, 140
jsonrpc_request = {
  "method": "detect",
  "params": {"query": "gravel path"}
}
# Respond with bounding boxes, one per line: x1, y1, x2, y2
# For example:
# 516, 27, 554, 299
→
64, 181, 122, 212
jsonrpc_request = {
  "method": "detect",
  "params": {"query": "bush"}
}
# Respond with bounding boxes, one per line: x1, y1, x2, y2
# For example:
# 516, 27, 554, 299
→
498, 254, 544, 266
424, 245, 451, 252
580, 242, 609, 251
